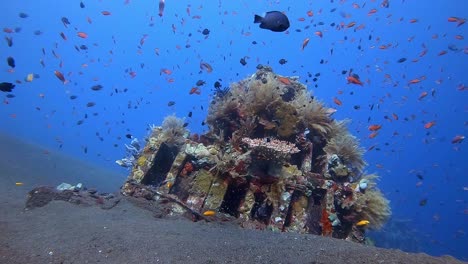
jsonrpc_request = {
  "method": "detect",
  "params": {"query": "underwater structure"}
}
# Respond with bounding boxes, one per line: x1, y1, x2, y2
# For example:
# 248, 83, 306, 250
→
117, 66, 391, 243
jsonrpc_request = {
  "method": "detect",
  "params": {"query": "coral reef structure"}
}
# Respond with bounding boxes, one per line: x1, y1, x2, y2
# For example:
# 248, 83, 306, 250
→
119, 66, 391, 242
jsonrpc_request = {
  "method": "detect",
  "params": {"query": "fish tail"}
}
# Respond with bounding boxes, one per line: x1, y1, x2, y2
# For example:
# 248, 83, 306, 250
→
254, 15, 263, 23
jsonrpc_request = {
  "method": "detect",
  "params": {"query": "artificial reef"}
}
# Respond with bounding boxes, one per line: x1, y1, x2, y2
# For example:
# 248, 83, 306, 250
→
117, 66, 391, 243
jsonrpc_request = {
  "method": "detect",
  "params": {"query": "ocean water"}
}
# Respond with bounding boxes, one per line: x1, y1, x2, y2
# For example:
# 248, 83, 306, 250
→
1, 0, 466, 260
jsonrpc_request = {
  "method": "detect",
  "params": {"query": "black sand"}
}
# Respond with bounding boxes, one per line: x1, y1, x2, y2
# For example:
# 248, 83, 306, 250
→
0, 133, 465, 264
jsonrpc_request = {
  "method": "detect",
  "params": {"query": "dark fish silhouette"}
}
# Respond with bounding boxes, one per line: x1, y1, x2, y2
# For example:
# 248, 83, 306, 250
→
7, 57, 15, 68
0, 82, 15, 92
254, 11, 290, 32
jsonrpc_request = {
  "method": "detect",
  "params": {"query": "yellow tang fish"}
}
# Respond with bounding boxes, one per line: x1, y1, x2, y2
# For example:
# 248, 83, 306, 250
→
356, 220, 370, 226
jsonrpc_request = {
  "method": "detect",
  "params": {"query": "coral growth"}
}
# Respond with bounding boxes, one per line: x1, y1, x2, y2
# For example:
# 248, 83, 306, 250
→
324, 132, 366, 177
353, 188, 391, 229
242, 137, 300, 162
120, 66, 391, 244
161, 115, 187, 146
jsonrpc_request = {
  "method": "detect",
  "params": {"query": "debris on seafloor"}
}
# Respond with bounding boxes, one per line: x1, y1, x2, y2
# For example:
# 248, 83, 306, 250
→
25, 183, 121, 210
117, 66, 391, 243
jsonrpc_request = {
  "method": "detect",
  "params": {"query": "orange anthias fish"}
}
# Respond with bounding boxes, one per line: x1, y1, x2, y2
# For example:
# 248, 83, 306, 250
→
451, 135, 465, 144
347, 76, 363, 86
368, 9, 377, 16
448, 16, 466, 27
438, 50, 447, 56
346, 21, 356, 28
418, 91, 428, 100
54, 70, 66, 83
424, 121, 436, 129
368, 132, 378, 139
278, 77, 291, 85
160, 68, 172, 75
408, 78, 421, 85
189, 87, 201, 95
77, 32, 88, 38
368, 124, 382, 131
314, 31, 323, 38
301, 38, 310, 50
333, 97, 342, 106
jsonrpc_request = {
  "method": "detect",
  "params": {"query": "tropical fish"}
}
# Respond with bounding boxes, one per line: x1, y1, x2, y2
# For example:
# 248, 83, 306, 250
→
418, 91, 428, 100
356, 220, 370, 226
333, 97, 342, 106
368, 124, 382, 131
7, 56, 15, 68
5, 36, 13, 47
254, 11, 290, 32
278, 77, 291, 85
160, 68, 172, 75
368, 9, 377, 16
0, 82, 15, 92
347, 75, 363, 86
301, 38, 310, 50
77, 32, 88, 38
203, 210, 216, 216
26, 73, 34, 82
424, 121, 436, 129
61, 17, 71, 27
158, 0, 165, 17
91, 85, 103, 91
54, 70, 66, 83
200, 62, 213, 73
451, 135, 465, 144
189, 87, 201, 95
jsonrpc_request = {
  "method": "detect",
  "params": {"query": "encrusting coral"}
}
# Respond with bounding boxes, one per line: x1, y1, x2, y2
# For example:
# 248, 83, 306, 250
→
120, 66, 391, 245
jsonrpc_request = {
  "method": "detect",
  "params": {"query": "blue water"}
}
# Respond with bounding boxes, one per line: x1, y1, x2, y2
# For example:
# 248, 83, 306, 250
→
1, 0, 467, 260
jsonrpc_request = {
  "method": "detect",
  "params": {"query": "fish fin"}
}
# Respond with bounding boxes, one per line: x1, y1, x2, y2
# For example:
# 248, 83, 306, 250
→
254, 14, 263, 23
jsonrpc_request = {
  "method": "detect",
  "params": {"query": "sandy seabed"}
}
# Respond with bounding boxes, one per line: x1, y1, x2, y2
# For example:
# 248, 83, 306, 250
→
0, 133, 465, 264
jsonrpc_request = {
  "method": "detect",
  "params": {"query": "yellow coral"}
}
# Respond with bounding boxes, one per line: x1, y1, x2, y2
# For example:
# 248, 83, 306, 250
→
137, 156, 146, 167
